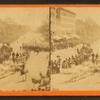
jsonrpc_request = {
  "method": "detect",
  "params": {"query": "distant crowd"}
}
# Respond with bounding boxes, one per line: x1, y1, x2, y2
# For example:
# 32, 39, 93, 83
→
51, 44, 99, 74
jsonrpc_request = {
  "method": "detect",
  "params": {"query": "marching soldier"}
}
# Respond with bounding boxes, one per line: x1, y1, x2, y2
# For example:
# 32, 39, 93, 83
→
12, 52, 15, 63
68, 57, 71, 68
91, 53, 95, 63
71, 56, 75, 65
95, 53, 99, 65
62, 60, 66, 69
57, 56, 61, 68
74, 54, 78, 65
53, 60, 57, 74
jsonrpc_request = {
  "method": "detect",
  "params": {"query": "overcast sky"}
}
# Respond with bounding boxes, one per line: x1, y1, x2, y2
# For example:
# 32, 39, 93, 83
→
65, 7, 100, 25
0, 7, 100, 27
0, 8, 49, 31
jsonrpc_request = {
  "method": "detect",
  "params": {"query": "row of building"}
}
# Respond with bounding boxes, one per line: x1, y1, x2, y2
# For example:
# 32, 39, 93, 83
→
51, 8, 79, 49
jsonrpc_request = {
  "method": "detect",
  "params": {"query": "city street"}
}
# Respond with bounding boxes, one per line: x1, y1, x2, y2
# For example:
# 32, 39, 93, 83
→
0, 51, 49, 91
51, 40, 100, 90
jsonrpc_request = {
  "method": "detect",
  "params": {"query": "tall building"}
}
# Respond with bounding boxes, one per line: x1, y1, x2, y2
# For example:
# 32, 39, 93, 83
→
51, 8, 76, 40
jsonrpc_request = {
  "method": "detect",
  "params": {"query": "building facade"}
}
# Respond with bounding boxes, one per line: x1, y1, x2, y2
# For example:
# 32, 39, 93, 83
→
51, 8, 76, 40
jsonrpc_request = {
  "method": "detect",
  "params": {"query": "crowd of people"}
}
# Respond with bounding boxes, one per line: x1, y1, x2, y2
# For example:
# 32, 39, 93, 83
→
51, 44, 99, 74
0, 44, 30, 76
0, 43, 50, 90
10, 50, 29, 75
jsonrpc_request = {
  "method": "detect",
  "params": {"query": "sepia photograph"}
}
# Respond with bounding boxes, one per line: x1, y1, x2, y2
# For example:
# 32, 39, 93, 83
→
0, 8, 50, 91
1, 5, 100, 94
50, 7, 100, 90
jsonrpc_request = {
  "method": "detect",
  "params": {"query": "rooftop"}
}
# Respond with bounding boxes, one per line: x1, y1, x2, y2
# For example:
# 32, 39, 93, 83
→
61, 8, 76, 15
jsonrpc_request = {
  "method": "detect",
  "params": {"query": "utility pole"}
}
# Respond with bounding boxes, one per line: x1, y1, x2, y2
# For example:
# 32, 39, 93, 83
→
47, 7, 52, 91
49, 7, 51, 68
